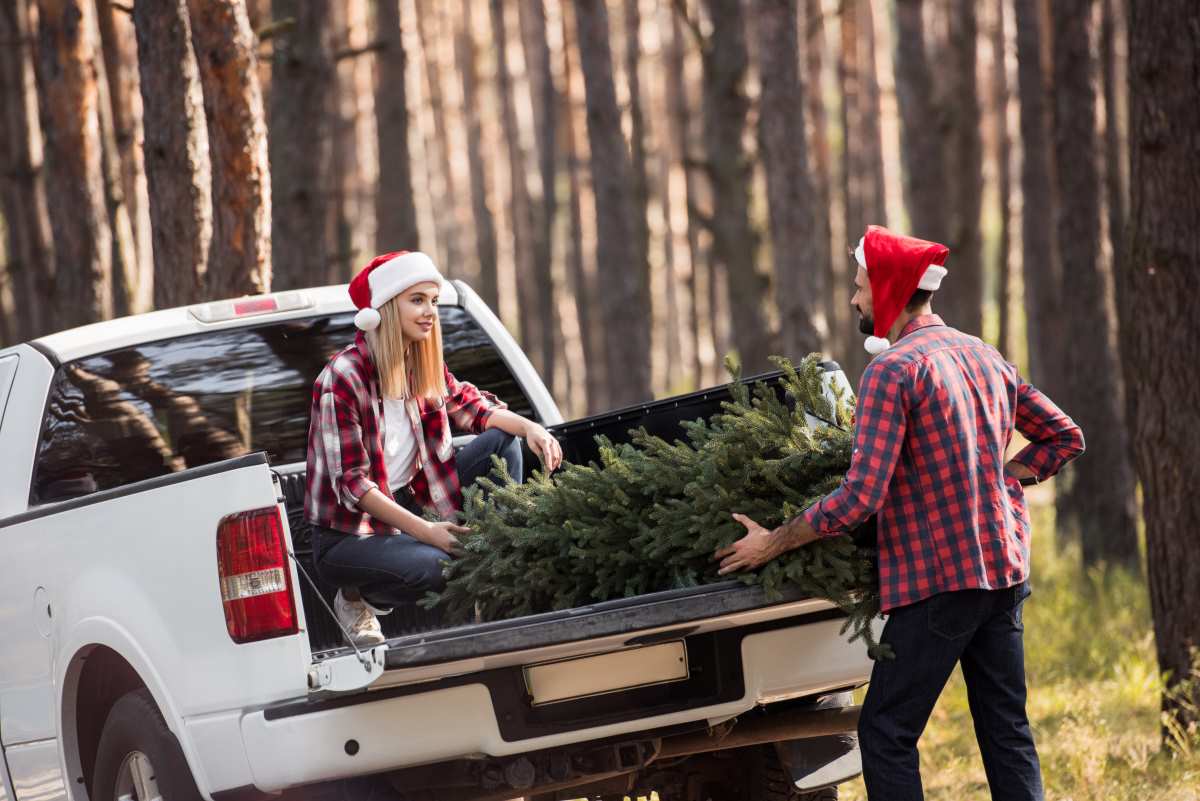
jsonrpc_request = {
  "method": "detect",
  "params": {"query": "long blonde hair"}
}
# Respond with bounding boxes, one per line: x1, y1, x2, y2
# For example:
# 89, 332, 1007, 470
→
365, 296, 447, 401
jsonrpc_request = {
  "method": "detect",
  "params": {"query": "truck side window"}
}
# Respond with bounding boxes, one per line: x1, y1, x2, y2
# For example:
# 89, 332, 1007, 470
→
31, 308, 535, 504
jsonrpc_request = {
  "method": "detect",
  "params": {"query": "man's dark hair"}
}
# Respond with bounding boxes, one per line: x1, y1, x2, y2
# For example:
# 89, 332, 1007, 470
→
906, 288, 933, 311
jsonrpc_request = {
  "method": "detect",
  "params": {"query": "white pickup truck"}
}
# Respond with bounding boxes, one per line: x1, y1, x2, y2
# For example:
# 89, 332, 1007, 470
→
0, 281, 872, 801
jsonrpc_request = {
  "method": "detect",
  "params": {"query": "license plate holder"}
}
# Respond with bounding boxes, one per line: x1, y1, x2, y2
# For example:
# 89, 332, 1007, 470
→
523, 641, 690, 706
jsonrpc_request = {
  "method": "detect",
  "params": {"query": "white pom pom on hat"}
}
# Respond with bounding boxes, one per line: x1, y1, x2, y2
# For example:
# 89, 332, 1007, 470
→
864, 336, 891, 355
348, 250, 444, 330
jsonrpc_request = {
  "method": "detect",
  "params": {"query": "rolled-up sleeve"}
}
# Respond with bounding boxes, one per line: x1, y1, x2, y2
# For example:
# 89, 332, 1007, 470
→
318, 388, 379, 509
1009, 379, 1085, 481
444, 366, 507, 435
804, 361, 908, 536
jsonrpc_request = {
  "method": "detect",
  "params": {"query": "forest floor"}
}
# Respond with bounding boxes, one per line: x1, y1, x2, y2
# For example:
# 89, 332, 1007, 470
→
838, 496, 1200, 800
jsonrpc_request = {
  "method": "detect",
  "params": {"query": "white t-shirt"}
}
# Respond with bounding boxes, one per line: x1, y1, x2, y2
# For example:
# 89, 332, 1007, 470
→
382, 397, 418, 490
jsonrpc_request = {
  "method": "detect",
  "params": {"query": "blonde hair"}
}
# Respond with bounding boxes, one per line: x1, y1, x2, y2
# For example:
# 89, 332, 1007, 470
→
365, 296, 447, 401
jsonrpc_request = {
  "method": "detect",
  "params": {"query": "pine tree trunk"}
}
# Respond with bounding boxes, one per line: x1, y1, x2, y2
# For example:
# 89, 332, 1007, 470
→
623, 0, 653, 349
93, 25, 138, 319
518, 0, 559, 399
559, 2, 600, 409
1050, 0, 1139, 567
96, 0, 152, 313
1012, 0, 1060, 393
0, 0, 54, 340
700, 0, 776, 375
269, 0, 334, 289
413, 0, 461, 266
858, 0, 886, 227
574, 0, 652, 407
134, 0, 211, 310
33, 0, 113, 329
754, 0, 821, 362
187, 0, 271, 298
940, 0, 984, 336
1123, 0, 1200, 734
490, 0, 539, 366
992, 0, 1013, 355
1100, 0, 1125, 278
374, 0, 419, 253
892, 0, 949, 245
456, 0, 499, 311
839, 0, 862, 244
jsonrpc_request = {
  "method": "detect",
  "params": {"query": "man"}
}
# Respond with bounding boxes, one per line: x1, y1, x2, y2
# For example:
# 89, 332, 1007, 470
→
715, 225, 1084, 801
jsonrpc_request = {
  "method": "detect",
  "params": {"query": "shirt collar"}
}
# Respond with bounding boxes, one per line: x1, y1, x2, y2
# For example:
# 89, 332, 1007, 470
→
897, 314, 945, 341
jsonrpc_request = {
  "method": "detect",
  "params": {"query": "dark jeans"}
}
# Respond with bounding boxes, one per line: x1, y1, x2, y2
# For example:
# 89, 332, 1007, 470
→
858, 582, 1042, 801
313, 428, 523, 609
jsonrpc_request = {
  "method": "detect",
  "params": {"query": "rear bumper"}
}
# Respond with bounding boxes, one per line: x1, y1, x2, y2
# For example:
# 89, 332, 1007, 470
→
238, 615, 872, 793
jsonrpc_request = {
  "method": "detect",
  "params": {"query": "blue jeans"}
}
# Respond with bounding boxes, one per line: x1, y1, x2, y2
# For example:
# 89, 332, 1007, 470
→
858, 582, 1042, 801
313, 428, 523, 608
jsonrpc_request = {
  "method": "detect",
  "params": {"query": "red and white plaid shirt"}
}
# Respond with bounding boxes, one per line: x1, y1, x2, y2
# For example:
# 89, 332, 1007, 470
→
804, 315, 1084, 611
305, 332, 506, 534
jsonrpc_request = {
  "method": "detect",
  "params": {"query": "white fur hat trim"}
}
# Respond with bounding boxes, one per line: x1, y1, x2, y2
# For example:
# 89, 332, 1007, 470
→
864, 336, 891, 355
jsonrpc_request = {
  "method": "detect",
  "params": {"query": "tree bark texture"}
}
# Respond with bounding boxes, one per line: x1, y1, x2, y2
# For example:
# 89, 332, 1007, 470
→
1050, 0, 1139, 567
455, 0, 499, 312
623, 0, 652, 329
1123, 0, 1200, 730
413, 0, 460, 267
0, 0, 54, 340
33, 0, 113, 330
575, 0, 652, 406
269, 0, 334, 290
518, 0, 560, 399
892, 0, 948, 246
991, 0, 1013, 355
1100, 0, 1126, 279
754, 0, 822, 361
941, 0, 984, 336
700, 0, 776, 375
373, 0, 420, 253
187, 0, 272, 298
1012, 0, 1060, 392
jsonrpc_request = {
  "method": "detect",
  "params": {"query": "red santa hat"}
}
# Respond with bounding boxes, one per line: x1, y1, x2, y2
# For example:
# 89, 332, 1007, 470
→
854, 225, 949, 354
348, 251, 444, 330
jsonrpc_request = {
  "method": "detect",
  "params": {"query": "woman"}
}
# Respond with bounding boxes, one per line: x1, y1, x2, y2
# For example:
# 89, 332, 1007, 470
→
304, 251, 563, 645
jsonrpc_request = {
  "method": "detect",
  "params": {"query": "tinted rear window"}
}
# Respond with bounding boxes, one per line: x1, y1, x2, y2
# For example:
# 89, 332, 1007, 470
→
32, 307, 535, 504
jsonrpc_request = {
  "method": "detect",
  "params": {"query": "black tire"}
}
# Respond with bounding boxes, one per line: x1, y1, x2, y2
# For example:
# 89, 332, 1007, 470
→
727, 746, 839, 801
91, 688, 204, 801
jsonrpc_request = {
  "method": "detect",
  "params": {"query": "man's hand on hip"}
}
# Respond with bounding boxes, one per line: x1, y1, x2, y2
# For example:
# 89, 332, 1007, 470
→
714, 513, 819, 575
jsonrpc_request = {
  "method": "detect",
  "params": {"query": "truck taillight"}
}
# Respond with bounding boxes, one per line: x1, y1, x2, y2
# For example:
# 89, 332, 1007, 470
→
216, 507, 298, 643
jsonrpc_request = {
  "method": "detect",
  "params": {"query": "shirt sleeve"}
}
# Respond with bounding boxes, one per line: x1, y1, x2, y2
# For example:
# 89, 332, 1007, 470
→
804, 360, 909, 536
317, 385, 379, 510
1008, 378, 1085, 481
443, 366, 508, 435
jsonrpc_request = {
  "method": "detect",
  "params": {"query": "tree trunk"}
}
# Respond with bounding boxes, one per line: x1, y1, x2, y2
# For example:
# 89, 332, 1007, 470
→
1050, 0, 1139, 567
268, 0, 334, 290
892, 0, 949, 245
187, 0, 272, 298
33, 0, 113, 330
1123, 0, 1200, 734
574, 0, 652, 406
623, 0, 652, 342
134, 0, 211, 310
0, 0, 54, 340
413, 0, 461, 266
456, 0, 499, 311
489, 0, 539, 367
991, 0, 1013, 355
96, 0, 152, 313
373, 0, 419, 253
699, 0, 775, 375
559, 0, 600, 409
1100, 0, 1125, 279
754, 0, 821, 362
518, 0, 559, 399
858, 0, 886, 227
1012, 0, 1060, 392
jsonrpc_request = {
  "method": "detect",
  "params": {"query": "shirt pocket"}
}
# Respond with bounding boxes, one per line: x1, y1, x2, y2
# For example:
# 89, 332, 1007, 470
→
422, 406, 454, 461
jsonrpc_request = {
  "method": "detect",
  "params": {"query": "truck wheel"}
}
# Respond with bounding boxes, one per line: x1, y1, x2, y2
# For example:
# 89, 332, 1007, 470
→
91, 688, 203, 801
718, 746, 837, 801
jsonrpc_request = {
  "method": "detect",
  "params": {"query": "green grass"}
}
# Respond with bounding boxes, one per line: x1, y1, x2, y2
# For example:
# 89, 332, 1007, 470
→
838, 498, 1200, 800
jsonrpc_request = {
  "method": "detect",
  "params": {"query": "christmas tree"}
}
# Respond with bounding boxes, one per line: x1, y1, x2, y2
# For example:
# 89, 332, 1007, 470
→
426, 354, 886, 657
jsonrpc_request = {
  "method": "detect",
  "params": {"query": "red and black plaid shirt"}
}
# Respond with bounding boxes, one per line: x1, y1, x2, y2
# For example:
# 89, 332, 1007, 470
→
305, 332, 506, 534
803, 315, 1084, 611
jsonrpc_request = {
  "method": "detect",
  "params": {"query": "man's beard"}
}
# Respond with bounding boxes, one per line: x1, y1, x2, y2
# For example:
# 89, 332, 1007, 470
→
856, 306, 874, 335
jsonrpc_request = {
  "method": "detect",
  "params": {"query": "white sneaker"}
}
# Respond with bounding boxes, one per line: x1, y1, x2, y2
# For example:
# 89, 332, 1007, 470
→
334, 590, 385, 646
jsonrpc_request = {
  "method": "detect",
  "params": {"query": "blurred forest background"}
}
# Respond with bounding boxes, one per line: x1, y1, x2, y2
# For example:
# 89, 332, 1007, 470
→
0, 0, 1197, 761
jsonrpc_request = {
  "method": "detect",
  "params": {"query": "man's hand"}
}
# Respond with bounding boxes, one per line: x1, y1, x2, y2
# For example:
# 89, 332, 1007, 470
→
420, 520, 470, 555
714, 514, 783, 575
524, 422, 564, 472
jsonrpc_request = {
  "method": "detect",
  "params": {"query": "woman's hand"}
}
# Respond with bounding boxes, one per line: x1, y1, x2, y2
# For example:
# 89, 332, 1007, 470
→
420, 520, 470, 555
524, 422, 563, 472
